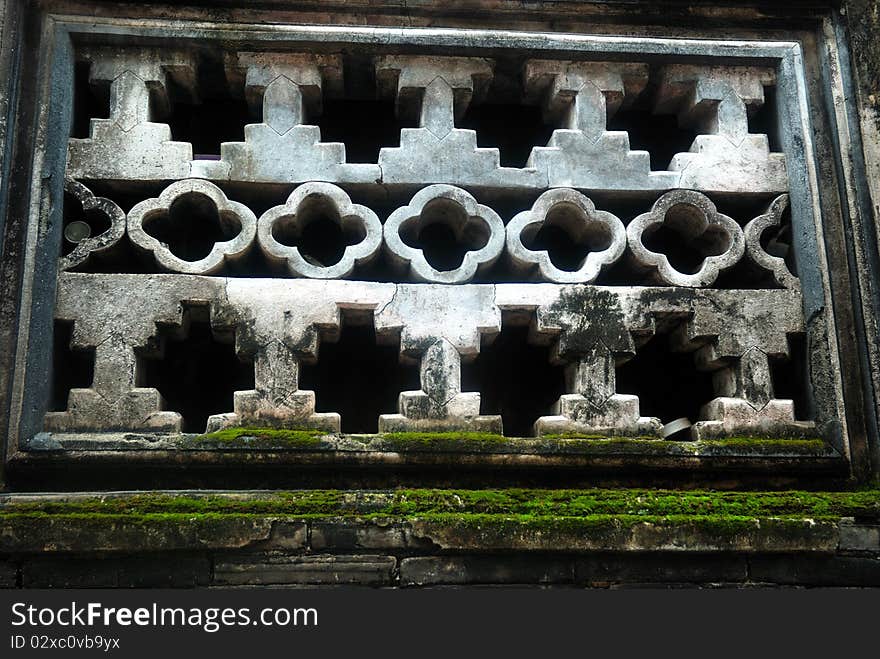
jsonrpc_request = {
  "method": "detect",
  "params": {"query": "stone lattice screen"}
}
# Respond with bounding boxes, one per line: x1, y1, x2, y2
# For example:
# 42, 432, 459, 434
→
2, 11, 868, 482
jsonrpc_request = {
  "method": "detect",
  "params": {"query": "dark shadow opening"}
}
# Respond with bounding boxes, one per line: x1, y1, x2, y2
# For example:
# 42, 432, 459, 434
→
60, 191, 113, 257
270, 195, 365, 267
641, 204, 731, 275
317, 98, 417, 163
138, 309, 254, 433
459, 102, 555, 168
769, 333, 812, 421
164, 60, 251, 159
142, 192, 242, 262
607, 108, 697, 170
464, 321, 566, 437
747, 85, 782, 153
616, 330, 715, 427
70, 61, 108, 139
50, 321, 95, 412
299, 313, 420, 433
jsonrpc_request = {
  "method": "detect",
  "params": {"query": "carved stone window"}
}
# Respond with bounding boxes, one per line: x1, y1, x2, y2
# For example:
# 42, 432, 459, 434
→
1, 4, 874, 486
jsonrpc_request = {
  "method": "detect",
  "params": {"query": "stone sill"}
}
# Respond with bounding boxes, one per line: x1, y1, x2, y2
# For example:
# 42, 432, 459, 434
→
15, 433, 844, 476
1, 488, 877, 555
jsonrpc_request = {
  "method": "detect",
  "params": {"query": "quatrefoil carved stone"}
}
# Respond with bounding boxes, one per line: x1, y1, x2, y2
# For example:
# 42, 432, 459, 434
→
383, 184, 505, 284
127, 179, 257, 275
60, 178, 127, 271
257, 182, 382, 279
626, 190, 745, 287
506, 188, 627, 283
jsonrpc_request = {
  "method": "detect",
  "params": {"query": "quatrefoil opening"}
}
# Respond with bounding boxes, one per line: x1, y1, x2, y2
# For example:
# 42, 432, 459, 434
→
127, 179, 257, 275
384, 184, 505, 283
627, 190, 745, 287
507, 189, 627, 283
60, 179, 127, 271
257, 182, 382, 279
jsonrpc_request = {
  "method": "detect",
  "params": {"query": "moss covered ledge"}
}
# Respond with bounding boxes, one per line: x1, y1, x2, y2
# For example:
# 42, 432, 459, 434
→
0, 489, 877, 554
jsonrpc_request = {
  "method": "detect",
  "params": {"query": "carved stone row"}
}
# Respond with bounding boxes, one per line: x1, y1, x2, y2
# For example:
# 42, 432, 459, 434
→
45, 273, 815, 440
68, 49, 787, 195
65, 179, 796, 288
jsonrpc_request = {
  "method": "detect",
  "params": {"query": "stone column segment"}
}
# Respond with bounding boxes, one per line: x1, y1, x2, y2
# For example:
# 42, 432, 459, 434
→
44, 274, 223, 433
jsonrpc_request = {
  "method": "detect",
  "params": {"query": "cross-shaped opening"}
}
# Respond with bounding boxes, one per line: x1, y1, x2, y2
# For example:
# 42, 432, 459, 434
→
49, 320, 95, 412
459, 102, 556, 168
137, 305, 254, 433
299, 311, 419, 433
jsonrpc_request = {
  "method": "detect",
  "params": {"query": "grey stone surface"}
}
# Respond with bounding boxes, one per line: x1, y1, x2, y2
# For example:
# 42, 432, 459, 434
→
44, 274, 223, 433
400, 556, 574, 586
377, 55, 544, 190
655, 64, 787, 194
59, 179, 126, 272
258, 182, 382, 279
213, 554, 396, 586
743, 194, 799, 289
46, 274, 812, 437
191, 52, 379, 184
525, 60, 678, 191
839, 522, 880, 551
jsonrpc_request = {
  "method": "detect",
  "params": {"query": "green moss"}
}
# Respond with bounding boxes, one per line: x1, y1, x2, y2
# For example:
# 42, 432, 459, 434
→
2, 489, 878, 522
698, 437, 825, 450
188, 427, 327, 448
378, 432, 506, 444
539, 433, 658, 441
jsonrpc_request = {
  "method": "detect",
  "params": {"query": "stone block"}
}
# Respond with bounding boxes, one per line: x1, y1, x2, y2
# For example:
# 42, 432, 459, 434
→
213, 554, 396, 586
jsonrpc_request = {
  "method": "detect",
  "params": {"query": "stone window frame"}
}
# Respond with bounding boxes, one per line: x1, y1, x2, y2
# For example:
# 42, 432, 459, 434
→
0, 7, 874, 483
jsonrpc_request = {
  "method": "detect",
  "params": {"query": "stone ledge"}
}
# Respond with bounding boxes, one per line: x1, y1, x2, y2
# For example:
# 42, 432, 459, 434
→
1, 489, 878, 587
0, 489, 876, 554
11, 434, 845, 483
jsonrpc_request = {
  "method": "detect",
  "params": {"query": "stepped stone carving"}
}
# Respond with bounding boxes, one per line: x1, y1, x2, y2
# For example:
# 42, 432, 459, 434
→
127, 179, 257, 275
258, 182, 382, 279
191, 53, 379, 184
207, 280, 396, 432
67, 47, 195, 181
627, 190, 745, 287
59, 179, 126, 271
376, 285, 502, 432
532, 287, 662, 437
655, 64, 787, 193
376, 56, 545, 190
506, 188, 627, 283
384, 185, 505, 283
44, 274, 222, 433
525, 60, 679, 191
